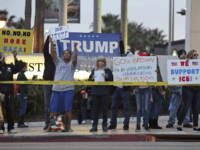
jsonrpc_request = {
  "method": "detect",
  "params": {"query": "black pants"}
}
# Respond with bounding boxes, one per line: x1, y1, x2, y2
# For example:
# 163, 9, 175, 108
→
178, 87, 200, 127
92, 94, 110, 128
0, 94, 14, 131
44, 85, 53, 125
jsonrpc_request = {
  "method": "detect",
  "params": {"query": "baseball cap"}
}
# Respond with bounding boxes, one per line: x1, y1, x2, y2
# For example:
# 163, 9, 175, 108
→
0, 52, 5, 61
81, 90, 86, 94
139, 52, 148, 56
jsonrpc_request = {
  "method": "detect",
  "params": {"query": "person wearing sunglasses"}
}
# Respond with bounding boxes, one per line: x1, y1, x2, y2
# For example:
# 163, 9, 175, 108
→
176, 50, 200, 133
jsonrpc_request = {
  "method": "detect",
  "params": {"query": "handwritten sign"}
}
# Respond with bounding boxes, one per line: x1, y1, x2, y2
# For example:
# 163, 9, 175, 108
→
0, 29, 33, 54
50, 25, 69, 41
167, 60, 200, 85
113, 56, 157, 82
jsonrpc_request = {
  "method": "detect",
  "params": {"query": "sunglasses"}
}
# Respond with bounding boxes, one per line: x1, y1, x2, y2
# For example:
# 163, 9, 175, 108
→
193, 54, 199, 56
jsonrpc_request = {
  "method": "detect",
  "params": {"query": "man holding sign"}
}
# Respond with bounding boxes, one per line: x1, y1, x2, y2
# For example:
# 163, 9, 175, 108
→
46, 37, 77, 132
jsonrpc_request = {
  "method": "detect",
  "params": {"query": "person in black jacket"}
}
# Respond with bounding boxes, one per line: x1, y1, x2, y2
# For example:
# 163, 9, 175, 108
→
0, 51, 21, 134
89, 56, 113, 132
17, 62, 28, 128
43, 36, 56, 130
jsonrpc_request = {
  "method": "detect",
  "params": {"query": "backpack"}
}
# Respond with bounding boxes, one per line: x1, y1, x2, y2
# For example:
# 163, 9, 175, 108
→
14, 83, 19, 95
49, 115, 68, 132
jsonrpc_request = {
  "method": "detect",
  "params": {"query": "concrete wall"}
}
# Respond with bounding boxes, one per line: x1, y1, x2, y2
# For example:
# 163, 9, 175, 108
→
186, 0, 200, 53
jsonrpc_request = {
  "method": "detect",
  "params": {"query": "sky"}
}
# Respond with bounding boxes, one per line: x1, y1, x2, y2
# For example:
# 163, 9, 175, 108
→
0, 0, 186, 41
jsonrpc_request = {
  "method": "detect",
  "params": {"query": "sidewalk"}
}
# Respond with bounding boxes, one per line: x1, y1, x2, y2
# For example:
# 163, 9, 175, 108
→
1, 119, 200, 142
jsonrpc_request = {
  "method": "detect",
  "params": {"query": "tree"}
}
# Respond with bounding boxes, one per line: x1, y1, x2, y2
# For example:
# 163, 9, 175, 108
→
1, 9, 24, 29
33, 0, 45, 53
24, 0, 32, 30
90, 13, 167, 53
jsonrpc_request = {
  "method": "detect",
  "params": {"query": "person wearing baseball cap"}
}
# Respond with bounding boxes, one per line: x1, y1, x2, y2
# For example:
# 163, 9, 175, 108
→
134, 51, 151, 132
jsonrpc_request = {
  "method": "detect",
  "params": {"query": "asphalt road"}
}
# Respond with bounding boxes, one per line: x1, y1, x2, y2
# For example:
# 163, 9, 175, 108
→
0, 142, 200, 150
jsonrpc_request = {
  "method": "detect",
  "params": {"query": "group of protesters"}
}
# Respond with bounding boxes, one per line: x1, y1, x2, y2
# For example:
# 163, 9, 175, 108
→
0, 35, 200, 134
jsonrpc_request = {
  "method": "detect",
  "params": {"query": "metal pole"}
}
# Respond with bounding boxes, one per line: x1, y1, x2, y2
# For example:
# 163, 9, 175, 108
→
168, 0, 172, 55
59, 0, 68, 26
93, 0, 102, 33
172, 0, 174, 41
120, 0, 128, 53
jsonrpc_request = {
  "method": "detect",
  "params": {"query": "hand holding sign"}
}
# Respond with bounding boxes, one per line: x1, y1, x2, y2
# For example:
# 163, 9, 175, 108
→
50, 25, 69, 41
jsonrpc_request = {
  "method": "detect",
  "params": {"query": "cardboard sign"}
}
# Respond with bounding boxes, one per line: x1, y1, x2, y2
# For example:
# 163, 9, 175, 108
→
50, 25, 69, 41
0, 29, 33, 54
113, 56, 157, 82
167, 60, 200, 85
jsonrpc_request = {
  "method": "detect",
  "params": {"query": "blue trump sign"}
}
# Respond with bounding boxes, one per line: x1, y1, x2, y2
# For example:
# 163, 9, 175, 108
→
56, 32, 121, 71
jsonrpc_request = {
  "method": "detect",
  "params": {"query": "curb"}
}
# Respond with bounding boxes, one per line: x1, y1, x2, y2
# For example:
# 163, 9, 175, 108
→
0, 134, 153, 142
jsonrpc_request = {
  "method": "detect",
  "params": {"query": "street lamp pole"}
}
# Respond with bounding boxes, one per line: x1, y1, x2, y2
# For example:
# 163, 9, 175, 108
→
168, 0, 172, 55
172, 0, 174, 41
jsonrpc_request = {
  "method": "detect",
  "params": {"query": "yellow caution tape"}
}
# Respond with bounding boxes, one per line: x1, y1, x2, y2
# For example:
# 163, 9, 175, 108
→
0, 81, 199, 86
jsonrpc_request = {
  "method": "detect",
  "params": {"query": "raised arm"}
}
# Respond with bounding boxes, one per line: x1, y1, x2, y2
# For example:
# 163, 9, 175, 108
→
50, 37, 57, 63
11, 51, 21, 74
43, 36, 50, 57
72, 42, 78, 67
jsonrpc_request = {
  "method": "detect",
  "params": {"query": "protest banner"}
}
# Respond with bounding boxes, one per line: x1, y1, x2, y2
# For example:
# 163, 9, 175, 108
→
113, 56, 157, 82
50, 25, 69, 41
56, 32, 121, 71
167, 60, 200, 84
0, 28, 33, 54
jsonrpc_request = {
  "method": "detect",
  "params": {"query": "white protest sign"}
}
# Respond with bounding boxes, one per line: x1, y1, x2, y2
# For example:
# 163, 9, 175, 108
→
113, 56, 157, 82
167, 60, 200, 85
94, 70, 105, 82
50, 25, 69, 41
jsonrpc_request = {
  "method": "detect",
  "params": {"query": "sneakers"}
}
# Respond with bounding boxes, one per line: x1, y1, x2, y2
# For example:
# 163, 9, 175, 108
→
0, 130, 4, 134
145, 127, 150, 132
107, 125, 116, 130
8, 129, 17, 134
183, 123, 193, 128
193, 128, 200, 133
82, 120, 86, 124
166, 123, 173, 128
176, 127, 183, 132
135, 126, 141, 132
123, 125, 129, 130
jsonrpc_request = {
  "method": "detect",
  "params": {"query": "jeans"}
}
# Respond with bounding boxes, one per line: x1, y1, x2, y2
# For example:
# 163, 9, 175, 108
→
110, 87, 131, 128
44, 85, 53, 124
17, 94, 27, 115
168, 92, 190, 125
92, 94, 110, 127
81, 106, 87, 120
135, 88, 150, 127
178, 87, 200, 127
149, 89, 163, 120
0, 94, 14, 131
81, 106, 94, 120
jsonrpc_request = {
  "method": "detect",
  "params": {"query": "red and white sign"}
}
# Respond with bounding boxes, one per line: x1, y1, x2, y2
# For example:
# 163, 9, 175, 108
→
167, 60, 200, 85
